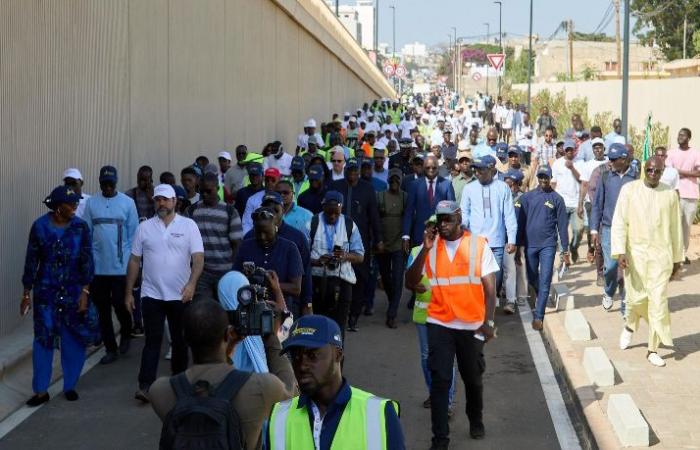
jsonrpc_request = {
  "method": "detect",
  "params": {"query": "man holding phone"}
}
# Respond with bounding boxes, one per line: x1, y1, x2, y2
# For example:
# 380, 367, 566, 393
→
405, 200, 498, 448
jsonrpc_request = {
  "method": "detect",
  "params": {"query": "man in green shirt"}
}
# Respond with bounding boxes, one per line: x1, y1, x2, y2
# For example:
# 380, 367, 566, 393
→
452, 143, 476, 204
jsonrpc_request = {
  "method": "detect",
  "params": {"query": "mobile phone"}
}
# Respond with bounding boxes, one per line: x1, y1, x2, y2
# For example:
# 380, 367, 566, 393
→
333, 245, 342, 252
21, 302, 30, 316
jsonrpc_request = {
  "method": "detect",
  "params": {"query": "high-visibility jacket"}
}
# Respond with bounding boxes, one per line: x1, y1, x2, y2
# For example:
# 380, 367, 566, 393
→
268, 387, 398, 450
425, 231, 487, 323
408, 246, 432, 324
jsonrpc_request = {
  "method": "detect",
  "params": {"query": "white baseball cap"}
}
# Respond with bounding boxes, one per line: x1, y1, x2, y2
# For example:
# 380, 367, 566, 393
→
381, 124, 392, 133
344, 111, 350, 117
349, 116, 357, 123
218, 151, 232, 161
367, 112, 375, 118
591, 137, 605, 147
305, 118, 317, 128
153, 184, 176, 199
373, 141, 387, 150
458, 140, 471, 151
63, 168, 83, 180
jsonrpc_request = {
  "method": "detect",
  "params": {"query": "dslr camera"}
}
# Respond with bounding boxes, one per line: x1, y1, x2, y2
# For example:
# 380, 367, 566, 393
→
323, 245, 343, 271
227, 263, 274, 336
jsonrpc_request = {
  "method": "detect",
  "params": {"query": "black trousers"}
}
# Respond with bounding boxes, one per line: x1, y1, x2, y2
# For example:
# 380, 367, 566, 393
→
138, 297, 188, 389
349, 257, 370, 319
428, 323, 486, 442
312, 276, 352, 341
91, 275, 132, 354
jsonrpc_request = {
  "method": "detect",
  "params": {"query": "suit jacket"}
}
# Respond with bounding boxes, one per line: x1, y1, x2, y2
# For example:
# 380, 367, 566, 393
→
330, 179, 383, 248
402, 176, 456, 244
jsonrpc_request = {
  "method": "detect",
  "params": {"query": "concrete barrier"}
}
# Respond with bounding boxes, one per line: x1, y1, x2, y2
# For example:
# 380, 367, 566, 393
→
551, 283, 574, 310
607, 394, 649, 447
564, 310, 591, 341
583, 347, 614, 387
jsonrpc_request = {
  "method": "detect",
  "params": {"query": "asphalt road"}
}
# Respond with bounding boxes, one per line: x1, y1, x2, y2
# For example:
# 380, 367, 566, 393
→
0, 294, 565, 450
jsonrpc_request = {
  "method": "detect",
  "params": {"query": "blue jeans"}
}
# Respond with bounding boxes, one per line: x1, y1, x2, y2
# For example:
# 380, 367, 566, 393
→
490, 246, 505, 293
559, 207, 583, 258
416, 323, 455, 405
600, 226, 626, 316
525, 246, 557, 321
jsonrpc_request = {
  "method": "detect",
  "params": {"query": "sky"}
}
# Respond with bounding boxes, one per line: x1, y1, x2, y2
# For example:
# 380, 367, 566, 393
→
363, 0, 637, 50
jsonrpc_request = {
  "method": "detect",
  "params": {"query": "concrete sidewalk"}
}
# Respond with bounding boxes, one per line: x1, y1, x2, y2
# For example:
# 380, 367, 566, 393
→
542, 225, 700, 449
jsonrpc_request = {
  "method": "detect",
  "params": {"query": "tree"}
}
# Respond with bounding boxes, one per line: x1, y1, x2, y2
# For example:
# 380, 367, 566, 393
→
631, 0, 700, 60
694, 29, 700, 54
505, 48, 533, 84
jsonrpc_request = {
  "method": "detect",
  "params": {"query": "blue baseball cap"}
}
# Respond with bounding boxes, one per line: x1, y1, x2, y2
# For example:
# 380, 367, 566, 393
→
308, 164, 324, 181
322, 190, 344, 205
563, 139, 576, 150
471, 155, 497, 169
495, 142, 509, 153
608, 143, 629, 160
435, 200, 460, 215
291, 156, 305, 172
504, 169, 524, 183
536, 165, 553, 178
507, 145, 522, 155
345, 157, 359, 170
360, 157, 373, 167
247, 163, 263, 176
99, 165, 118, 183
44, 185, 82, 209
281, 315, 343, 354
173, 185, 187, 200
261, 191, 283, 206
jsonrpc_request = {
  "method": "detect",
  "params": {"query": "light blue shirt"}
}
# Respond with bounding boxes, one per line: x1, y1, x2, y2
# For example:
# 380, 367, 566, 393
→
242, 190, 266, 235
282, 203, 313, 241
604, 131, 626, 150
82, 192, 138, 275
574, 140, 594, 162
460, 179, 517, 248
473, 143, 497, 159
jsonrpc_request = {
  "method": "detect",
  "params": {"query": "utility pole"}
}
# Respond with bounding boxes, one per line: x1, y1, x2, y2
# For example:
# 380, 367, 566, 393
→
335, 0, 339, 16
484, 23, 490, 96
390, 5, 396, 92
451, 27, 457, 93
621, 0, 630, 138
494, 1, 503, 97
568, 20, 574, 79
373, 0, 379, 52
527, 0, 534, 114
683, 12, 688, 59
614, 0, 621, 77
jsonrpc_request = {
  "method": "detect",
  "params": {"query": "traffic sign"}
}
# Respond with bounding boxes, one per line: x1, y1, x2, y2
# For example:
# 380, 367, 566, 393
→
395, 64, 407, 79
472, 72, 482, 81
383, 62, 395, 77
487, 53, 505, 71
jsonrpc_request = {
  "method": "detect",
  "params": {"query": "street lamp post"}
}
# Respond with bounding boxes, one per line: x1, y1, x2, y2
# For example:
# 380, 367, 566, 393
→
621, 0, 630, 138
527, 0, 534, 113
451, 26, 457, 94
484, 22, 490, 96
494, 1, 503, 97
389, 5, 396, 92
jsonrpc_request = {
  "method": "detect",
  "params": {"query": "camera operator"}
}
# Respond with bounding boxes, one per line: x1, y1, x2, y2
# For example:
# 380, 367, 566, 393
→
149, 270, 297, 450
309, 191, 365, 340
233, 206, 303, 314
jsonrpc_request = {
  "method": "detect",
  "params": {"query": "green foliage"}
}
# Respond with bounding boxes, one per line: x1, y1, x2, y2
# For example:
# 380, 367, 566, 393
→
555, 72, 573, 82
505, 49, 534, 85
581, 65, 599, 81
572, 32, 615, 42
631, 0, 700, 60
694, 29, 700, 55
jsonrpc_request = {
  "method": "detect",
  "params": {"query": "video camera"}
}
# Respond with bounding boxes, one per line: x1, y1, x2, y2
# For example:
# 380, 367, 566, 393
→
227, 263, 275, 336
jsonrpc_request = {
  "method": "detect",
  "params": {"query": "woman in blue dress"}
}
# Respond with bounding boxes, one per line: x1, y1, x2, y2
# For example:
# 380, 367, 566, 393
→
21, 186, 100, 406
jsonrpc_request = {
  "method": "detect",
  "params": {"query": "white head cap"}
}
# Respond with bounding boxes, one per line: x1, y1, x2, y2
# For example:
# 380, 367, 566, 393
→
349, 116, 357, 123
344, 111, 350, 117
367, 112, 375, 118
153, 184, 176, 199
218, 151, 232, 161
63, 168, 83, 180
373, 141, 387, 150
305, 118, 317, 128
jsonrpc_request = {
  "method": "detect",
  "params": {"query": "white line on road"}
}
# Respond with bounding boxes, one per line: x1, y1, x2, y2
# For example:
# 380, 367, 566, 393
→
0, 348, 105, 441
518, 305, 582, 450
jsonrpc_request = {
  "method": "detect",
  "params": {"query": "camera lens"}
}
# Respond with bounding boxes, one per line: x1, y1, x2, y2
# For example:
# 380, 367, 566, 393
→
238, 286, 253, 306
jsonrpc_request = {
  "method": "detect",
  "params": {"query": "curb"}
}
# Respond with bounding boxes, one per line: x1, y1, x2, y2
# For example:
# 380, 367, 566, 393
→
541, 306, 622, 450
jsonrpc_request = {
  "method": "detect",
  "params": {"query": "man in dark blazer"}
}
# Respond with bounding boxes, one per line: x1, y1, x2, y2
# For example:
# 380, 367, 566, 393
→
402, 155, 456, 253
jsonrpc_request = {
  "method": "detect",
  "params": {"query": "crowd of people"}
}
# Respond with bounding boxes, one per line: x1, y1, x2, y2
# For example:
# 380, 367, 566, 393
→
19, 89, 698, 449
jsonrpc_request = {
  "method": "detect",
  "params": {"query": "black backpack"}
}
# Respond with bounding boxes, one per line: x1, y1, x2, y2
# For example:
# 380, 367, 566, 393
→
159, 370, 252, 450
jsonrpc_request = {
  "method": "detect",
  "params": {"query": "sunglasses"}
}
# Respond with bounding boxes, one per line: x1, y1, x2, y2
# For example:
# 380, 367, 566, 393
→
252, 209, 275, 222
645, 167, 663, 174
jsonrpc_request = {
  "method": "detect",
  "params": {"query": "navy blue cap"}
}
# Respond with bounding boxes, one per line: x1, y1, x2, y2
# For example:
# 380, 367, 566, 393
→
536, 165, 553, 178
399, 138, 413, 147
607, 143, 629, 160
507, 145, 522, 155
360, 157, 373, 167
471, 155, 497, 169
44, 185, 82, 209
504, 169, 524, 183
563, 139, 576, 150
322, 190, 344, 205
345, 157, 359, 170
291, 156, 305, 172
261, 191, 283, 205
307, 164, 324, 181
247, 163, 263, 176
173, 185, 187, 200
495, 142, 509, 152
99, 165, 118, 183
281, 315, 343, 354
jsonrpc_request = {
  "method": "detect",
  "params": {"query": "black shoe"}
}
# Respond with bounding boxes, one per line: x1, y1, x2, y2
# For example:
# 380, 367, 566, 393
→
119, 338, 131, 355
429, 437, 449, 450
363, 307, 374, 316
685, 257, 691, 265
571, 250, 579, 264
64, 390, 79, 401
134, 388, 150, 403
26, 393, 50, 407
386, 317, 398, 329
100, 352, 119, 365
469, 422, 486, 440
347, 316, 359, 332
131, 326, 145, 338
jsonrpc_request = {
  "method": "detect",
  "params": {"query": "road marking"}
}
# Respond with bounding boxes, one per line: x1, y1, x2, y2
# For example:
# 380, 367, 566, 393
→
0, 348, 105, 440
518, 305, 582, 450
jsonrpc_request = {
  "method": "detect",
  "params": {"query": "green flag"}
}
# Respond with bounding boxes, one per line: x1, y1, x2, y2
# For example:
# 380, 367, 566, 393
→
642, 112, 652, 163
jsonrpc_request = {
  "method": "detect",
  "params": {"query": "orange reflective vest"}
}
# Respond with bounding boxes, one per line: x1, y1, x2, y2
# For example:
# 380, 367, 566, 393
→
425, 231, 487, 323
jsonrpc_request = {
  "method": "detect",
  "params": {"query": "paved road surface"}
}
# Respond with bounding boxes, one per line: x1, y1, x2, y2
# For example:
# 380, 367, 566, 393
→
1, 296, 567, 449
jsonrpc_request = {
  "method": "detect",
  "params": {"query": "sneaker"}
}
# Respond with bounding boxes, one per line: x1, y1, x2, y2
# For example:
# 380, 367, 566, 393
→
100, 352, 118, 365
131, 326, 145, 338
647, 352, 666, 367
531, 319, 543, 331
469, 422, 486, 439
619, 328, 633, 350
503, 302, 516, 315
516, 297, 527, 306
164, 346, 172, 360
602, 295, 613, 311
423, 397, 431, 409
134, 388, 150, 403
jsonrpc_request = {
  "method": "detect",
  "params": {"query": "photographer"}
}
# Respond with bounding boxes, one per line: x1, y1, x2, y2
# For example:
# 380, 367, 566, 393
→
233, 207, 303, 313
309, 191, 364, 339
149, 270, 297, 450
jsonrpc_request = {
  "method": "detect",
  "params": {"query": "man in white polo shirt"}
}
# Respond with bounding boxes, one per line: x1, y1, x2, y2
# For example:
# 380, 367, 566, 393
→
125, 184, 204, 403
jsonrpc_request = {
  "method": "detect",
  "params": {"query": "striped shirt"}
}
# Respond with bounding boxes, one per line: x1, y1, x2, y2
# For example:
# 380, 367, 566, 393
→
187, 202, 243, 275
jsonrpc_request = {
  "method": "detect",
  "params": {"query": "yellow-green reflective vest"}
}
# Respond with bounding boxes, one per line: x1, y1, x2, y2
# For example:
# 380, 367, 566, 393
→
268, 386, 398, 450
239, 152, 264, 188
408, 246, 432, 324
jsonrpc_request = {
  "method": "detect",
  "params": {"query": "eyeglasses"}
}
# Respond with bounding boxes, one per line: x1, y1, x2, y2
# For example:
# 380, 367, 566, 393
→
645, 167, 663, 174
252, 209, 275, 222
